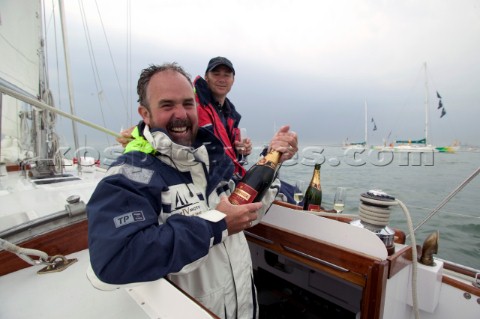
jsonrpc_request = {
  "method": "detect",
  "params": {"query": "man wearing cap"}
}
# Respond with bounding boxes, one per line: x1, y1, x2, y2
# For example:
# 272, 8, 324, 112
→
194, 57, 251, 180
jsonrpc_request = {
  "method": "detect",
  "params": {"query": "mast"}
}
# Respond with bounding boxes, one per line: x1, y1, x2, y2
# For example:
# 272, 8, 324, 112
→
58, 0, 80, 155
424, 62, 429, 145
364, 98, 368, 146
37, 1, 52, 164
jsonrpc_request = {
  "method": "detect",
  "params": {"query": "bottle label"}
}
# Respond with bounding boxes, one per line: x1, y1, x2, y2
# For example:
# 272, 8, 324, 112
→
307, 204, 321, 211
229, 182, 259, 205
311, 182, 321, 189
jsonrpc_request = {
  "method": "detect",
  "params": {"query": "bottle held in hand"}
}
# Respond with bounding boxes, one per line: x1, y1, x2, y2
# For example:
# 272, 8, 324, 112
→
303, 163, 322, 211
229, 150, 282, 205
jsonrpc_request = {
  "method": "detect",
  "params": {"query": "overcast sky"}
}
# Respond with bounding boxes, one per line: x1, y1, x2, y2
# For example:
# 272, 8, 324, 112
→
46, 0, 480, 148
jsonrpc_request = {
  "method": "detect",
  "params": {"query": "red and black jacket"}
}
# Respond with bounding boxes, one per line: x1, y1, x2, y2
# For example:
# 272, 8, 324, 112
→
194, 75, 245, 179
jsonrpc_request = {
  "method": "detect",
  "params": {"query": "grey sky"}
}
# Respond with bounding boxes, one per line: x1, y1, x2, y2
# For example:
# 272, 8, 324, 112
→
47, 0, 480, 148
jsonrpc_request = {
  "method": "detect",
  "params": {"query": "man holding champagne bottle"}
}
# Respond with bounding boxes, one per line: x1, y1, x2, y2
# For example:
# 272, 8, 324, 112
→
87, 63, 298, 319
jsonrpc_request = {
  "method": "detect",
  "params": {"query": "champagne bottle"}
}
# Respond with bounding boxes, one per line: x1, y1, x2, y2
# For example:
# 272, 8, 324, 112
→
229, 150, 281, 205
303, 163, 322, 211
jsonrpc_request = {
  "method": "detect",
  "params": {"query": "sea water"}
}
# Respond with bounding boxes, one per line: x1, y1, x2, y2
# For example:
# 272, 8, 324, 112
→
252, 146, 480, 270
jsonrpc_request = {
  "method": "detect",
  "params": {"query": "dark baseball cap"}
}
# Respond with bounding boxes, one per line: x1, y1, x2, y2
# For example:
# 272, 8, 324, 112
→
206, 56, 235, 75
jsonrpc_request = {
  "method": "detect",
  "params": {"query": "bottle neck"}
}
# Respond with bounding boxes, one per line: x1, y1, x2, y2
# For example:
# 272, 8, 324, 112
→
256, 150, 281, 170
264, 150, 281, 164
310, 167, 321, 189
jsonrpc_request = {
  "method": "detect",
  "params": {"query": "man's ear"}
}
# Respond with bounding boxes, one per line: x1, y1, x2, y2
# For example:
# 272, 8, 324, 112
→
138, 105, 150, 124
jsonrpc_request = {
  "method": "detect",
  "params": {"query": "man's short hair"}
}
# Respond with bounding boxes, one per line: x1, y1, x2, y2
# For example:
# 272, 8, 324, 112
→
137, 63, 192, 108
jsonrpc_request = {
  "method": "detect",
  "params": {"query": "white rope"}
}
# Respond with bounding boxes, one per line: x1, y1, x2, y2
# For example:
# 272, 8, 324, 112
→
396, 199, 420, 319
0, 238, 50, 266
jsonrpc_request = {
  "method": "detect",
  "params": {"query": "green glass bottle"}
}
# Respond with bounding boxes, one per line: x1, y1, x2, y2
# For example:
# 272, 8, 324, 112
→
303, 163, 322, 211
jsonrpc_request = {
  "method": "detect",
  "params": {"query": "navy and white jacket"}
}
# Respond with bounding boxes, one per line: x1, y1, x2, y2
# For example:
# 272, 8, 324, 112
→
87, 123, 280, 319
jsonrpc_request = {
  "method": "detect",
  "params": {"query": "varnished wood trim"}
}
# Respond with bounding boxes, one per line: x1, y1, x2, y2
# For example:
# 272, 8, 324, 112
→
248, 223, 380, 280
5, 163, 20, 172
246, 231, 371, 285
442, 275, 480, 297
5, 163, 30, 172
361, 260, 389, 319
0, 220, 88, 276
394, 230, 406, 245
387, 246, 412, 278
443, 260, 479, 278
282, 245, 350, 272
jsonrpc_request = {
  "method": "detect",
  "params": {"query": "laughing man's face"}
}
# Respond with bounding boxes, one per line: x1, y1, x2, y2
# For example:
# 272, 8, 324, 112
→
139, 70, 198, 146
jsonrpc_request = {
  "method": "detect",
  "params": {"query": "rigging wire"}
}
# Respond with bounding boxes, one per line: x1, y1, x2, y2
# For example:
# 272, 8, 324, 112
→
45, 1, 132, 146
51, 0, 133, 146
43, 0, 65, 124
78, 0, 132, 143
40, 2, 50, 94
93, 0, 129, 123
410, 166, 480, 235
77, 0, 111, 146
127, 0, 132, 125
401, 204, 480, 219
51, 1, 62, 109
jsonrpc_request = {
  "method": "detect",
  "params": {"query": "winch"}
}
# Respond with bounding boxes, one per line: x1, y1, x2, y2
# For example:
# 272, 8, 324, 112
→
350, 190, 397, 255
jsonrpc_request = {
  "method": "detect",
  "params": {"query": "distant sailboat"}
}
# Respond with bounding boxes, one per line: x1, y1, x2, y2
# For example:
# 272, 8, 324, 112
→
343, 99, 370, 150
373, 62, 449, 153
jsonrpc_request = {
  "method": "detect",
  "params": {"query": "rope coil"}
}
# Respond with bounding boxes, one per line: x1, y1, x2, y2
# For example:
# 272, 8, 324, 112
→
358, 191, 397, 228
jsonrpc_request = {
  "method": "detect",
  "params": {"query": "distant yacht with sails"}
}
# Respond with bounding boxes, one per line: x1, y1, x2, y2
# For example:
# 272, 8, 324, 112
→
343, 99, 376, 150
373, 62, 454, 153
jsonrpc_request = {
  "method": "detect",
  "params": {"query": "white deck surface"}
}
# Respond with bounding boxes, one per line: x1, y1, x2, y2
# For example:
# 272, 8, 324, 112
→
0, 249, 215, 319
0, 169, 104, 231
0, 250, 149, 319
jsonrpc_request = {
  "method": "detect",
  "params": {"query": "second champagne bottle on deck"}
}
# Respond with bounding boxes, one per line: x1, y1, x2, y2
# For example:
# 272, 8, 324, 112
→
303, 163, 322, 211
229, 150, 282, 205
